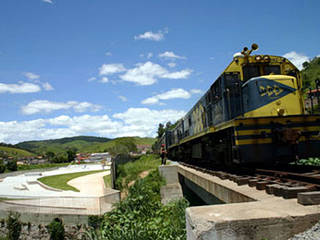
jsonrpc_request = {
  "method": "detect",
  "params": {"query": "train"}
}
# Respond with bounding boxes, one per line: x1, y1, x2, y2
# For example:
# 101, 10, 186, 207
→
160, 44, 320, 166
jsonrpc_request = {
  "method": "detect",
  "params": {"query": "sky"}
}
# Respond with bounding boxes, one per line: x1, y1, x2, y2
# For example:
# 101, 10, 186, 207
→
0, 0, 319, 144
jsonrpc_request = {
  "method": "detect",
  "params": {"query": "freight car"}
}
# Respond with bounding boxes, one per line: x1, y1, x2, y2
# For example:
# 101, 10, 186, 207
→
167, 44, 320, 166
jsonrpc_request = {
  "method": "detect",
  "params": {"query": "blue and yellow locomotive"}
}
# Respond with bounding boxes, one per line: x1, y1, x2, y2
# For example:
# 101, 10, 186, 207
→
167, 44, 320, 166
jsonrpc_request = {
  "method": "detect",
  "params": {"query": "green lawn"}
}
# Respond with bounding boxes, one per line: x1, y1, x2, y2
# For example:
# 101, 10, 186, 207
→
38, 170, 106, 192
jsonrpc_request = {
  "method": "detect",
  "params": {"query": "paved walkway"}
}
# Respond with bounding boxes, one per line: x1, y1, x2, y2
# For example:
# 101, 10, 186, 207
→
0, 164, 115, 216
68, 171, 110, 196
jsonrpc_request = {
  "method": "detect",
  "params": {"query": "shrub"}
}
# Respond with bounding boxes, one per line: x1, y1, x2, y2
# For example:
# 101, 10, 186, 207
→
6, 212, 21, 240
96, 170, 188, 240
0, 164, 5, 173
47, 218, 65, 240
6, 161, 17, 172
88, 215, 103, 229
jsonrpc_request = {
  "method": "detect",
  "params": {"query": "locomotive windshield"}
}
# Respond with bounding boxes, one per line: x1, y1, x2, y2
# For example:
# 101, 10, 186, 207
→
243, 64, 281, 81
242, 64, 260, 81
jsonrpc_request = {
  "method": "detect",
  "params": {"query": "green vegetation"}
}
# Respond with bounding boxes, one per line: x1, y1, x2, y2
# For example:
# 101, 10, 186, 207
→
0, 159, 5, 173
38, 170, 106, 192
0, 146, 34, 158
296, 157, 320, 166
14, 136, 155, 155
103, 174, 111, 188
15, 136, 111, 155
301, 56, 320, 92
6, 212, 21, 240
115, 154, 160, 190
87, 170, 188, 240
6, 161, 17, 172
47, 218, 65, 240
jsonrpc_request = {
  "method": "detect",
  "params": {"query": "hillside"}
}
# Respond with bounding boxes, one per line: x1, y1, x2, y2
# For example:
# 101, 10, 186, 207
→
15, 136, 155, 155
301, 56, 320, 92
0, 146, 35, 158
16, 136, 111, 155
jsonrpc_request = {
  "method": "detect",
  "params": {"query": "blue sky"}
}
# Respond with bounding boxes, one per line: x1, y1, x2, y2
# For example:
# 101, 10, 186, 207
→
0, 0, 319, 143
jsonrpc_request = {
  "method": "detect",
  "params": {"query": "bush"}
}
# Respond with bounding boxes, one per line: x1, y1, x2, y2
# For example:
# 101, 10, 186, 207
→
6, 161, 17, 172
47, 218, 65, 240
0, 164, 5, 173
88, 215, 103, 229
6, 212, 21, 240
96, 170, 188, 240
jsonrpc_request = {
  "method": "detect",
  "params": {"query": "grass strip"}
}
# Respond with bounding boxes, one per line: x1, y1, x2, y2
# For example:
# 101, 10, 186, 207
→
38, 170, 106, 192
103, 174, 111, 188
116, 154, 161, 190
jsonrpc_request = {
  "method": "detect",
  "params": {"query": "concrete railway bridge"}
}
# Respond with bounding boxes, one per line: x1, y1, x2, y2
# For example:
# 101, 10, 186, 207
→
159, 164, 320, 240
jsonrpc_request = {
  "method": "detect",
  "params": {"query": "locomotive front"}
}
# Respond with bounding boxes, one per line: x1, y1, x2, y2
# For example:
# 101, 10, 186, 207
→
232, 45, 320, 164
167, 44, 320, 166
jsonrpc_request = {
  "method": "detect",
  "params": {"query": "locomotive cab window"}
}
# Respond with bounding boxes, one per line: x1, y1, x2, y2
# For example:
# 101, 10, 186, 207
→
263, 65, 280, 75
211, 77, 222, 102
224, 72, 241, 88
242, 64, 260, 81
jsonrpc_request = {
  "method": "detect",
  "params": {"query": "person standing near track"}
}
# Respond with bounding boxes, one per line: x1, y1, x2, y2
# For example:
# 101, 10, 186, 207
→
160, 144, 167, 165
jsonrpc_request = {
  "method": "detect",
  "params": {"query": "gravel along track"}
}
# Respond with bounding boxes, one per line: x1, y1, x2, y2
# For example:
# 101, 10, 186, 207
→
289, 222, 320, 240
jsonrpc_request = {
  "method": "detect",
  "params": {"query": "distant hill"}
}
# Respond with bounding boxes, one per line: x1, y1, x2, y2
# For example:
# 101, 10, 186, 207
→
15, 136, 155, 155
301, 56, 320, 92
0, 145, 35, 158
16, 136, 111, 155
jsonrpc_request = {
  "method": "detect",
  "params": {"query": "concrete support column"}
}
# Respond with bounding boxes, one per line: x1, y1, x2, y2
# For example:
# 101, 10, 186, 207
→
158, 165, 183, 205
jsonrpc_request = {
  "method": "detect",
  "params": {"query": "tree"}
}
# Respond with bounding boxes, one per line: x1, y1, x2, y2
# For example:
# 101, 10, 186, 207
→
46, 151, 55, 162
7, 160, 17, 171
302, 61, 310, 69
66, 149, 76, 162
157, 123, 165, 138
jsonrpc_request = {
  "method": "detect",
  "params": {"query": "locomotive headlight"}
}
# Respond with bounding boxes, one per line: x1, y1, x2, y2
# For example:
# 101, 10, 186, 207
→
255, 55, 262, 61
277, 108, 285, 116
263, 55, 270, 61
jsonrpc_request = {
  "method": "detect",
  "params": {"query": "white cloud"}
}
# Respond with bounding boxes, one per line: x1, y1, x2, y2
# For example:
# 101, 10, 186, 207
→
118, 96, 127, 102
120, 62, 167, 86
113, 108, 185, 136
134, 28, 168, 41
190, 89, 203, 94
24, 72, 40, 80
120, 61, 192, 86
88, 77, 96, 82
283, 51, 309, 70
168, 62, 176, 68
142, 88, 201, 105
105, 52, 112, 56
42, 82, 54, 91
162, 69, 192, 79
42, 0, 53, 4
99, 64, 126, 75
100, 77, 109, 83
159, 51, 186, 60
0, 82, 41, 94
21, 100, 101, 115
0, 108, 185, 144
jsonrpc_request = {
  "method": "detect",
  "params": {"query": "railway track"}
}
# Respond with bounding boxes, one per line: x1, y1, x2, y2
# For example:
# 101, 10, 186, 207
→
179, 162, 320, 204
